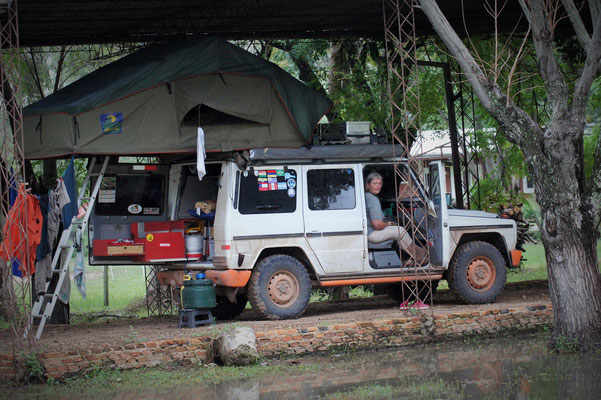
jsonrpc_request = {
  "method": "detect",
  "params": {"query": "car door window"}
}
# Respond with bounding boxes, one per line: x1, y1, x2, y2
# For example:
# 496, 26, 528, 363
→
307, 168, 356, 211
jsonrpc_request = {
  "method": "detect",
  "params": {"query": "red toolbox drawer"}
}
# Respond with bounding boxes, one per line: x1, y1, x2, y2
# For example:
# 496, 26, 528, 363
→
133, 231, 185, 262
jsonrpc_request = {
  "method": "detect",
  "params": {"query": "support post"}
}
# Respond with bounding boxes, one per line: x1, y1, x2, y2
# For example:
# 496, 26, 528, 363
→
103, 265, 109, 307
443, 63, 465, 209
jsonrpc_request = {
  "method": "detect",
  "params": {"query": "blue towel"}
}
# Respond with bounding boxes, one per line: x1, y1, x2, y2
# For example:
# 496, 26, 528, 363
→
62, 157, 77, 229
187, 209, 215, 220
9, 167, 17, 207
35, 192, 51, 262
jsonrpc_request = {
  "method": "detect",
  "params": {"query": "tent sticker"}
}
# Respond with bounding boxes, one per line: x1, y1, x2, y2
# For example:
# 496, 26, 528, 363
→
100, 113, 123, 134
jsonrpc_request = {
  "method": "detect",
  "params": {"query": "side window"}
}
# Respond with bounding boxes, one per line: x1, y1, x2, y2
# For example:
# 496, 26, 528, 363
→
429, 165, 442, 206
362, 164, 405, 202
238, 168, 297, 214
96, 174, 164, 216
307, 168, 356, 211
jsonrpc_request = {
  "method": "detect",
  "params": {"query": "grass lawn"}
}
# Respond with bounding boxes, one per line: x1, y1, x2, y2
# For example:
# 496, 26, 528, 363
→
69, 265, 147, 316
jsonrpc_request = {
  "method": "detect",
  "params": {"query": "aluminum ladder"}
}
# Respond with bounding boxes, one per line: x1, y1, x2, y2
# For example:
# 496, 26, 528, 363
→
26, 156, 109, 340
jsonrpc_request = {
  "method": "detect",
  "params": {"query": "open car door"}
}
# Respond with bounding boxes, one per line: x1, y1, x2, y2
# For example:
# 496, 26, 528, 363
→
428, 161, 450, 267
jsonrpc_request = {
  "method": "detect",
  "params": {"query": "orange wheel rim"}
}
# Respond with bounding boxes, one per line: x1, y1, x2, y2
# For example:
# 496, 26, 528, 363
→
267, 271, 299, 308
466, 256, 496, 292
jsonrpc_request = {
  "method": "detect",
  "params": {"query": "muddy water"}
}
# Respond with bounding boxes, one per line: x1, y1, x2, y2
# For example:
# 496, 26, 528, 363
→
88, 335, 601, 399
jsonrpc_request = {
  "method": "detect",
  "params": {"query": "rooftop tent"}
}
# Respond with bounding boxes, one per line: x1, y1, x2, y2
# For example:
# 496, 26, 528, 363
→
22, 36, 332, 159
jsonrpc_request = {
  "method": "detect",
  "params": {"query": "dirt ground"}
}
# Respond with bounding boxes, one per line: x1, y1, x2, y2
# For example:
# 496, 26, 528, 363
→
0, 281, 550, 353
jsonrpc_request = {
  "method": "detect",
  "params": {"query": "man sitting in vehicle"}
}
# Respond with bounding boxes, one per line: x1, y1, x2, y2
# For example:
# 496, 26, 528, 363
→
365, 172, 428, 262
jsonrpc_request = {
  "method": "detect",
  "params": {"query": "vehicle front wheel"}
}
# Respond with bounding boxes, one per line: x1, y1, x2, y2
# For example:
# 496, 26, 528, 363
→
247, 255, 311, 320
447, 241, 507, 304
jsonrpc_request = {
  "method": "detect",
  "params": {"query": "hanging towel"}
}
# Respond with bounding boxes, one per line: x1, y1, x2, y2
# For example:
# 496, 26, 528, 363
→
73, 227, 86, 299
61, 157, 77, 229
196, 127, 206, 181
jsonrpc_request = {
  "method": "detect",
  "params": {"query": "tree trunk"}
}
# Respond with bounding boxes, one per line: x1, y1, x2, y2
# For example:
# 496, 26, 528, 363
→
43, 159, 57, 187
544, 229, 601, 351
530, 130, 601, 351
538, 191, 601, 350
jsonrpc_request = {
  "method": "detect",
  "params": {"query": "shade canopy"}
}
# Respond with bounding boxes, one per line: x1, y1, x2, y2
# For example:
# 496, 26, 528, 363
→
23, 36, 332, 159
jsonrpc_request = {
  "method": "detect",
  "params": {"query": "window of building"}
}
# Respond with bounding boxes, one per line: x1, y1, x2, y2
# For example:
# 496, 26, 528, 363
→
523, 176, 535, 193
307, 168, 356, 211
238, 168, 297, 214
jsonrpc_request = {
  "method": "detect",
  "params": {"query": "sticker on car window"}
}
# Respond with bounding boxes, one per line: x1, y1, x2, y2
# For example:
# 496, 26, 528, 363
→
128, 204, 142, 214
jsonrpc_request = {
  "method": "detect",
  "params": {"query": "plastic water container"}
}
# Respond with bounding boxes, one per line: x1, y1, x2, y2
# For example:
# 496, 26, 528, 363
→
185, 232, 204, 259
181, 274, 216, 309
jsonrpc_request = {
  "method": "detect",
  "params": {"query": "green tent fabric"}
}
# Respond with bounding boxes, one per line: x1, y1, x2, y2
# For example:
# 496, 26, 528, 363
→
23, 36, 332, 159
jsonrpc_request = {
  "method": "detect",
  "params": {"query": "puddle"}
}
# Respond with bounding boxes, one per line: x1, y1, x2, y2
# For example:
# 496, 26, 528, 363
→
18, 334, 601, 400
198, 335, 601, 399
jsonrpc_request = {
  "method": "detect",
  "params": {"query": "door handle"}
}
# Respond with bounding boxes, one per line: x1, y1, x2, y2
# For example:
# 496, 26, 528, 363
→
306, 231, 322, 237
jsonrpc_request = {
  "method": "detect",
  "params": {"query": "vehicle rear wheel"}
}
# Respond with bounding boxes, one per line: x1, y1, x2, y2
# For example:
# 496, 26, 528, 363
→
247, 255, 311, 320
447, 241, 507, 304
212, 294, 247, 320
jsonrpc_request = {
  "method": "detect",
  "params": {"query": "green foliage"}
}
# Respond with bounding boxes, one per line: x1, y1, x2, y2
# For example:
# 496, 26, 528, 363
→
266, 39, 449, 138
310, 286, 373, 303
554, 336, 580, 353
521, 201, 541, 222
470, 178, 527, 213
120, 325, 147, 344
21, 45, 127, 105
19, 351, 44, 381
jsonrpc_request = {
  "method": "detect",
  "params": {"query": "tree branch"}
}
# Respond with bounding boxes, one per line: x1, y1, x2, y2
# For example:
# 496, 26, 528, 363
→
23, 48, 45, 99
53, 46, 70, 93
418, 0, 546, 163
573, 10, 601, 117
523, 0, 569, 122
590, 0, 600, 22
507, 26, 532, 106
518, 0, 532, 22
562, 0, 591, 48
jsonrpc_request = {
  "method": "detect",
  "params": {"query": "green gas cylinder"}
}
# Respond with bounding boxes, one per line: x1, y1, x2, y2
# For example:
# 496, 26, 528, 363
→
181, 273, 216, 309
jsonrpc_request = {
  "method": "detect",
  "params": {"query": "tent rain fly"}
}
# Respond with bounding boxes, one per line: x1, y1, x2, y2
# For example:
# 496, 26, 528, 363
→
23, 36, 332, 159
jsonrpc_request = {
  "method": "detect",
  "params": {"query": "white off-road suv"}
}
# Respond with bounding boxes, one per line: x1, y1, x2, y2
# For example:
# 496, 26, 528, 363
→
89, 144, 521, 320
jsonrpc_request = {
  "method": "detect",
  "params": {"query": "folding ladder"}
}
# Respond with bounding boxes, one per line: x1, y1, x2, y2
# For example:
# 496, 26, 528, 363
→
25, 156, 109, 340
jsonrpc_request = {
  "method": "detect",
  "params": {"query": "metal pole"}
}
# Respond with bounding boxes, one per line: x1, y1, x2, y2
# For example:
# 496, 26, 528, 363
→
442, 63, 464, 209
103, 265, 109, 307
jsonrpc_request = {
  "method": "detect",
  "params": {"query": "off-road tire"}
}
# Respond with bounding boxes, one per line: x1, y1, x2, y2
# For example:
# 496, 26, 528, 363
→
212, 295, 247, 320
247, 254, 311, 320
387, 280, 439, 303
447, 241, 507, 304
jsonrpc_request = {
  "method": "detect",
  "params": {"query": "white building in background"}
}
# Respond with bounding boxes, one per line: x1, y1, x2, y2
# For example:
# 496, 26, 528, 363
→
410, 129, 535, 206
